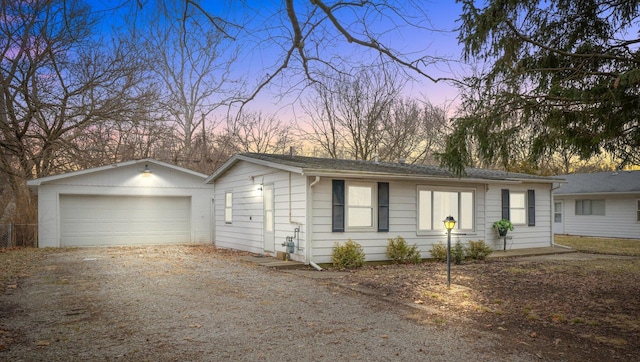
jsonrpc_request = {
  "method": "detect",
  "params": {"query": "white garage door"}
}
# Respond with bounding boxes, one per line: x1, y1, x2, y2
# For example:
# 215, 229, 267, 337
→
60, 195, 191, 246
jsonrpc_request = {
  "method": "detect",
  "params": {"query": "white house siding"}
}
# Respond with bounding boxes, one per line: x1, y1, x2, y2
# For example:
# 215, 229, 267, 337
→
308, 177, 493, 264
213, 162, 307, 261
306, 178, 555, 264
36, 163, 213, 247
485, 183, 553, 250
557, 195, 640, 239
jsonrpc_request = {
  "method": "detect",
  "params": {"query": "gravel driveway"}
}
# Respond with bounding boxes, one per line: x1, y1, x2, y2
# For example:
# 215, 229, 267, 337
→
0, 246, 541, 361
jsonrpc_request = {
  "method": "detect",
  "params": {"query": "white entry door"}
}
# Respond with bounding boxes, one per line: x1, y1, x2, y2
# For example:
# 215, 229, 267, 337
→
553, 201, 564, 234
263, 185, 275, 253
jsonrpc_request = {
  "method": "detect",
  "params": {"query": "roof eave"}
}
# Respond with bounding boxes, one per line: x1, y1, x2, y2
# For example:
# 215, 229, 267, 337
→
28, 158, 207, 186
205, 154, 304, 184
554, 191, 640, 196
302, 169, 556, 184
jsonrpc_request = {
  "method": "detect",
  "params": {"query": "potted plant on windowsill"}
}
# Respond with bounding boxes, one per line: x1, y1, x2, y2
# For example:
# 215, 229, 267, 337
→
493, 219, 514, 237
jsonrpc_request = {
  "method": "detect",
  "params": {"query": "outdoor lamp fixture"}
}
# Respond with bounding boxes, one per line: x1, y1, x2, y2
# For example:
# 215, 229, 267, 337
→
142, 164, 152, 174
443, 216, 456, 289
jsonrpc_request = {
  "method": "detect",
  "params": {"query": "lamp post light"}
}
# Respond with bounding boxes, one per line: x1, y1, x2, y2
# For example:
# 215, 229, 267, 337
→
443, 216, 456, 289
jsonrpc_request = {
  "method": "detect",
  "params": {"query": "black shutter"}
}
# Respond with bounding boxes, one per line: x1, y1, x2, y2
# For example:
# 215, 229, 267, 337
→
527, 189, 535, 226
501, 189, 510, 220
378, 182, 389, 232
332, 180, 345, 232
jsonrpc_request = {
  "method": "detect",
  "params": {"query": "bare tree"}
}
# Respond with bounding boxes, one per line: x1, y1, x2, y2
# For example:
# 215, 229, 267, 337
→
166, 1, 459, 108
379, 100, 449, 165
0, 0, 153, 226
140, 1, 237, 168
303, 69, 400, 160
221, 112, 298, 155
302, 68, 447, 162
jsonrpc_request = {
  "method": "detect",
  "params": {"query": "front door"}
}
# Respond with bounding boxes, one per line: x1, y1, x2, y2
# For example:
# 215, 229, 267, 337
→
263, 184, 275, 253
553, 201, 564, 234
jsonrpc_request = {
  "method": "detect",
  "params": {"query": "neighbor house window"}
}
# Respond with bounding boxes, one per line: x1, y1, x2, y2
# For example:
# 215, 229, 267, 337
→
575, 199, 605, 215
224, 192, 233, 224
332, 180, 389, 232
501, 189, 536, 226
637, 200, 640, 222
418, 187, 474, 231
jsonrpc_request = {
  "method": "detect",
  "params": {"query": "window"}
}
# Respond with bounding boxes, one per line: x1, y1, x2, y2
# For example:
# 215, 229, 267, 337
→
554, 201, 562, 223
510, 192, 526, 224
501, 189, 535, 226
347, 183, 374, 228
332, 180, 389, 232
418, 188, 474, 231
575, 199, 605, 215
224, 192, 233, 224
637, 200, 640, 222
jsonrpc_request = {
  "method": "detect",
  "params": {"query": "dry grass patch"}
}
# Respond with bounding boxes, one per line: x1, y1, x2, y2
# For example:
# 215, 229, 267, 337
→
555, 235, 640, 256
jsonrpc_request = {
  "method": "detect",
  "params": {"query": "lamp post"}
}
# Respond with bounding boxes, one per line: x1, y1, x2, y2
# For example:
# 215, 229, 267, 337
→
443, 216, 456, 289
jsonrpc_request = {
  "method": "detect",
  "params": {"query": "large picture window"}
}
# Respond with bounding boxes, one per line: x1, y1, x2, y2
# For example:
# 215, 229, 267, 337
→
418, 188, 474, 231
575, 199, 605, 215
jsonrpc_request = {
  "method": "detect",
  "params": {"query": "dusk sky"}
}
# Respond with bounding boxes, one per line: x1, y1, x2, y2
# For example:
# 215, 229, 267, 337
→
91, 1, 469, 123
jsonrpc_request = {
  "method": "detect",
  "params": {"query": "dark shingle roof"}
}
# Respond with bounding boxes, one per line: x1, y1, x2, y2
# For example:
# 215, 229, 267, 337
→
554, 170, 640, 195
228, 153, 559, 183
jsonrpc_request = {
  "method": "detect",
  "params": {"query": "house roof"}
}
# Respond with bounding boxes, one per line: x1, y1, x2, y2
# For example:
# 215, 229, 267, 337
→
554, 170, 640, 195
206, 153, 561, 184
27, 158, 208, 187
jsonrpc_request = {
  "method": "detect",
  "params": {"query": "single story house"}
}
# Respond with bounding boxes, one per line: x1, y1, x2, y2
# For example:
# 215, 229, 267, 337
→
206, 153, 561, 264
553, 170, 640, 239
27, 159, 214, 247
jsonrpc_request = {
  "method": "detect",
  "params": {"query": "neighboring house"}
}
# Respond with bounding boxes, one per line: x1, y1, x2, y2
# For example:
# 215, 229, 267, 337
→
553, 170, 640, 239
206, 153, 561, 264
27, 159, 214, 247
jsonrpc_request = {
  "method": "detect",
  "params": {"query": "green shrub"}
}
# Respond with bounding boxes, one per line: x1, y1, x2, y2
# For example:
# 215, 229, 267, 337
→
452, 240, 465, 264
429, 242, 447, 262
466, 240, 494, 260
331, 239, 366, 269
385, 236, 421, 264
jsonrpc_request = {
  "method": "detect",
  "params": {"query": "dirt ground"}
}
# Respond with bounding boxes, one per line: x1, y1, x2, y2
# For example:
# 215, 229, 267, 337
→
0, 245, 546, 362
340, 253, 640, 361
0, 246, 638, 361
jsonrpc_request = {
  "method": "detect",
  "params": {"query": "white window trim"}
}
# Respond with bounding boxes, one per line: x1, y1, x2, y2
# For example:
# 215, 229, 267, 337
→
509, 191, 527, 225
224, 191, 233, 224
345, 181, 377, 231
575, 199, 605, 216
416, 185, 476, 235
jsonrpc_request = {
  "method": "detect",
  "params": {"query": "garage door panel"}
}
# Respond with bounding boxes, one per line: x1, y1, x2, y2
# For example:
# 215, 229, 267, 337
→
60, 195, 191, 247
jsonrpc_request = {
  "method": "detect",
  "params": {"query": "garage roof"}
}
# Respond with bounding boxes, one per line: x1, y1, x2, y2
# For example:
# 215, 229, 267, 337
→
27, 158, 208, 188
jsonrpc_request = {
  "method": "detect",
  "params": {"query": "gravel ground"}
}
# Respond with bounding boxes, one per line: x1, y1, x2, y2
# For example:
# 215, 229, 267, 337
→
0, 245, 543, 361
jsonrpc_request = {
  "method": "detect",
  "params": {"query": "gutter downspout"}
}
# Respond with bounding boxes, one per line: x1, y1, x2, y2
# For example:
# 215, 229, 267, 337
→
307, 176, 321, 268
550, 183, 562, 247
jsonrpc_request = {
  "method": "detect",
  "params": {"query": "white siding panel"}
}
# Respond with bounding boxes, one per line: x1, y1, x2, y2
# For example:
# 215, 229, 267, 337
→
485, 184, 553, 250
557, 196, 640, 239
310, 178, 489, 264
213, 162, 307, 261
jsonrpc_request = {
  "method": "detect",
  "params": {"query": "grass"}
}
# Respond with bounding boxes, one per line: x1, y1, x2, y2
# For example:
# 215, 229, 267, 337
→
555, 235, 640, 256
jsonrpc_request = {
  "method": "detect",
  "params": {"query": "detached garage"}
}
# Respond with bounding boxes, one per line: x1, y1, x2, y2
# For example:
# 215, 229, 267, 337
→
28, 159, 214, 247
